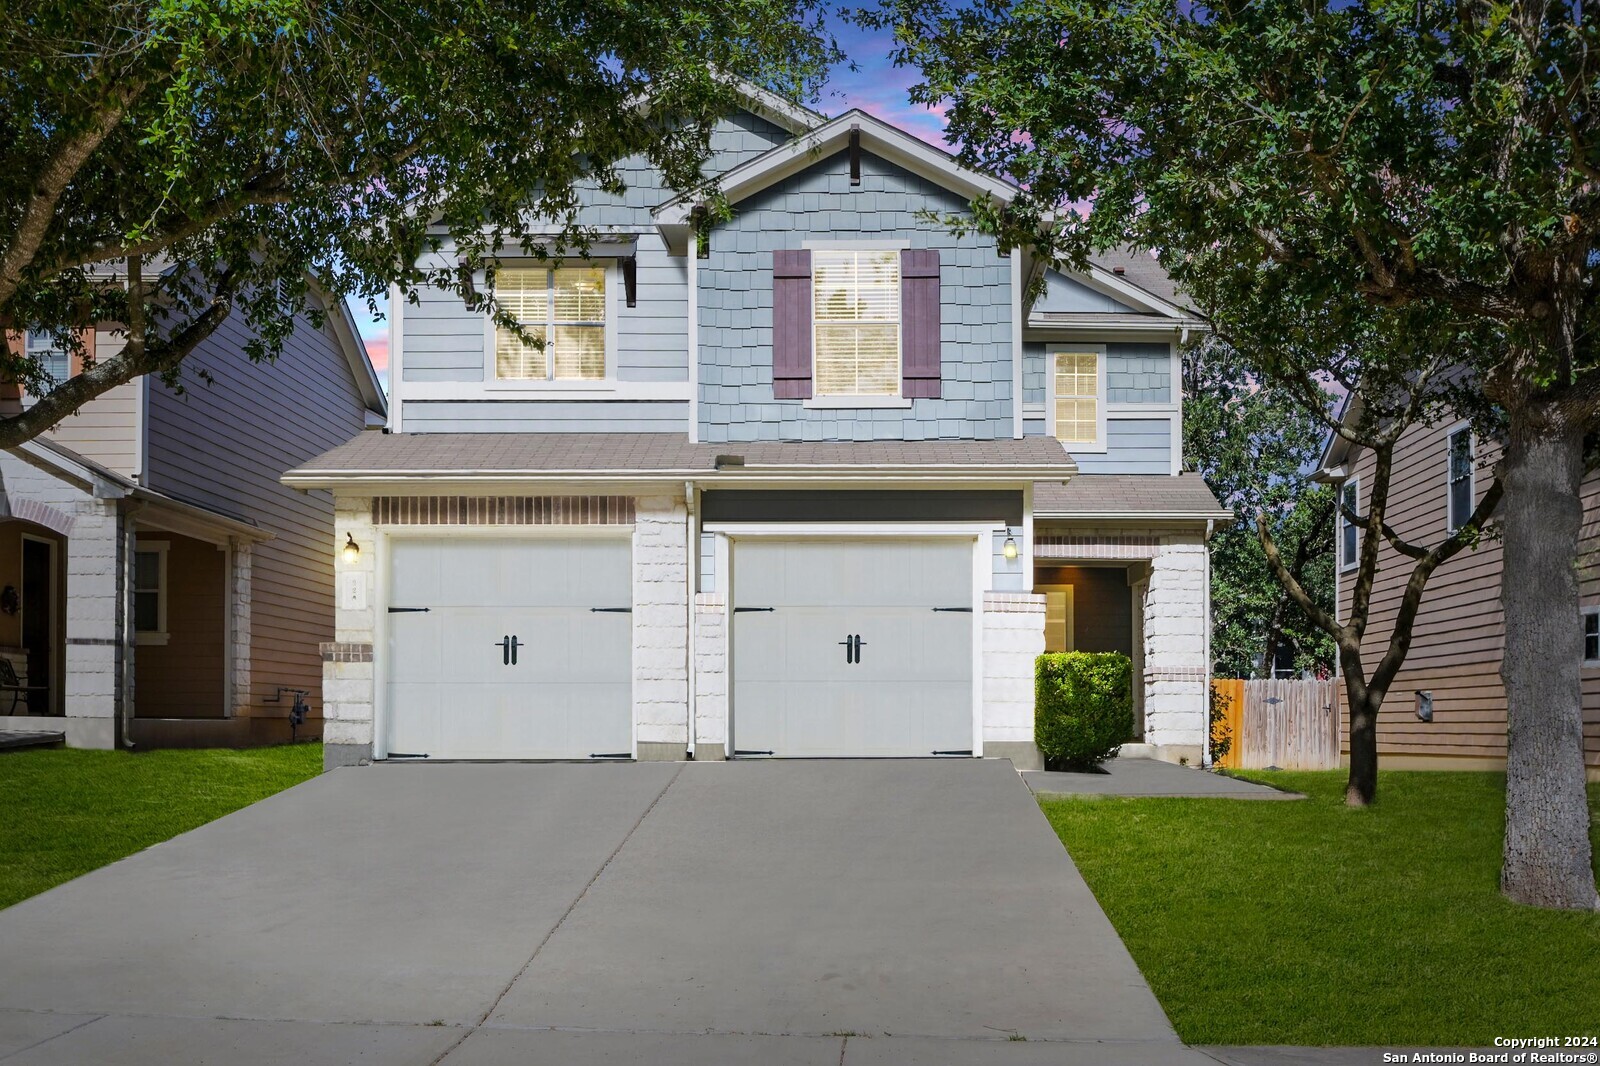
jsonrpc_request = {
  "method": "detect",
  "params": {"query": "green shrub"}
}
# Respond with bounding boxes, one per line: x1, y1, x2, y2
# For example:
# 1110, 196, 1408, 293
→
1035, 652, 1134, 770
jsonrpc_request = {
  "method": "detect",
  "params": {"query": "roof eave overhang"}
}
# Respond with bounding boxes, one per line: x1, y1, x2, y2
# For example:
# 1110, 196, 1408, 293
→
1024, 317, 1209, 338
1034, 509, 1233, 522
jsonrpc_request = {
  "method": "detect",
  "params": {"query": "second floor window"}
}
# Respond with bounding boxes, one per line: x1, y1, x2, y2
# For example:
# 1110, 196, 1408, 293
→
1447, 426, 1474, 532
1339, 478, 1360, 571
1052, 351, 1103, 447
25, 330, 71, 387
1585, 610, 1599, 665
494, 266, 606, 381
812, 249, 900, 397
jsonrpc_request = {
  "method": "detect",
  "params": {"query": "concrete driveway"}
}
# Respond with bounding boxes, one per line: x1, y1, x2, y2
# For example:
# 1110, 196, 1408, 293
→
0, 760, 1211, 1065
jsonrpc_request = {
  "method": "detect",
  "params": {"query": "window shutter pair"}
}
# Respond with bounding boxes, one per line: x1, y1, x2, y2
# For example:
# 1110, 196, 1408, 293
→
771, 248, 941, 400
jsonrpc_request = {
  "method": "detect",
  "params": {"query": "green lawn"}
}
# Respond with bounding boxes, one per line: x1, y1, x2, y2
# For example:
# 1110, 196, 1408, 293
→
0, 743, 322, 910
1042, 770, 1600, 1047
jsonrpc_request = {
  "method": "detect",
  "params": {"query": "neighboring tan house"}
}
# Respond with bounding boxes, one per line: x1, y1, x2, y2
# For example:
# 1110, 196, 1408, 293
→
0, 286, 387, 748
1318, 411, 1600, 779
285, 86, 1230, 771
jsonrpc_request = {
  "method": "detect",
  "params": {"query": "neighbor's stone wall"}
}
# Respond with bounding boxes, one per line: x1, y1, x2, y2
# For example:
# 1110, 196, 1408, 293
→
633, 495, 689, 758
0, 450, 122, 749
1141, 534, 1209, 756
982, 591, 1045, 768
693, 592, 727, 759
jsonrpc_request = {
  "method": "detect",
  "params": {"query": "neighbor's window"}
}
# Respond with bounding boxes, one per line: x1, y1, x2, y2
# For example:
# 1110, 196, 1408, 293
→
1052, 351, 1103, 446
134, 544, 168, 645
1584, 609, 1599, 666
812, 249, 900, 396
1339, 478, 1360, 572
1447, 426, 1474, 533
494, 266, 606, 381
25, 330, 71, 387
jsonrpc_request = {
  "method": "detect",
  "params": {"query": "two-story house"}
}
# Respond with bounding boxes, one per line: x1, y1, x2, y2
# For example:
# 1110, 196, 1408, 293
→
286, 85, 1229, 771
0, 282, 387, 749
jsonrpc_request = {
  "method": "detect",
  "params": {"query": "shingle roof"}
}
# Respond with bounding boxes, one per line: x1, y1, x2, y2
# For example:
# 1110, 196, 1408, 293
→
1033, 473, 1230, 519
285, 432, 1077, 481
1089, 247, 1190, 311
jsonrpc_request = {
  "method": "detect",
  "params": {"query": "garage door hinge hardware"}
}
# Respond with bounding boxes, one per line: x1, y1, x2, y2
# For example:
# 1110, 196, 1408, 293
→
590, 752, 631, 759
733, 606, 775, 613
387, 606, 430, 613
734, 749, 775, 756
931, 606, 973, 613
932, 749, 974, 756
590, 607, 633, 613
387, 752, 430, 759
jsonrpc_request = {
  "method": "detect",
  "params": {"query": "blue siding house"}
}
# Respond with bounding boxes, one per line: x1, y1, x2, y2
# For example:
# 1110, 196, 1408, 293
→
287, 84, 1229, 770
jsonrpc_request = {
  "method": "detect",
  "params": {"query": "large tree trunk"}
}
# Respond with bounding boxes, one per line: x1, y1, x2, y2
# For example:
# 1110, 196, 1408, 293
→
1499, 413, 1599, 910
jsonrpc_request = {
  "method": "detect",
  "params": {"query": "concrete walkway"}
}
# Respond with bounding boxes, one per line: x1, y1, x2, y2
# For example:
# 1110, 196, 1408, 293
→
0, 760, 1216, 1065
1024, 758, 1303, 799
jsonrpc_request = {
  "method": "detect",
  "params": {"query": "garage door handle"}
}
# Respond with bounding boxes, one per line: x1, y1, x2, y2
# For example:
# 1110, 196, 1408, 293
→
495, 636, 510, 665
839, 634, 865, 664
509, 635, 520, 665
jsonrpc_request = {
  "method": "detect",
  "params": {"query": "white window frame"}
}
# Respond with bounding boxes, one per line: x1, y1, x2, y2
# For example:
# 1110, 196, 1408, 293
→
481, 261, 619, 391
1445, 422, 1474, 535
134, 541, 169, 647
1339, 477, 1361, 574
21, 330, 72, 408
1584, 607, 1600, 668
804, 243, 906, 405
1046, 344, 1108, 453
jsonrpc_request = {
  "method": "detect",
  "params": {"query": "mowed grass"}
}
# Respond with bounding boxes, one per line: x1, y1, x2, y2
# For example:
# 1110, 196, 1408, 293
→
0, 743, 322, 910
1041, 770, 1600, 1046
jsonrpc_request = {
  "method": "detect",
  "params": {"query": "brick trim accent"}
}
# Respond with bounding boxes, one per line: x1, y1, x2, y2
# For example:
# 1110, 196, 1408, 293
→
320, 641, 373, 663
983, 591, 1046, 613
1145, 667, 1207, 682
10, 497, 74, 537
1035, 534, 1160, 560
372, 496, 636, 526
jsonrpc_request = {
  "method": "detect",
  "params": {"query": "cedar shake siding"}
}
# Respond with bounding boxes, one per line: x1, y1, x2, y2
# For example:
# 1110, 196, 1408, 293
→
1338, 418, 1600, 773
144, 304, 371, 731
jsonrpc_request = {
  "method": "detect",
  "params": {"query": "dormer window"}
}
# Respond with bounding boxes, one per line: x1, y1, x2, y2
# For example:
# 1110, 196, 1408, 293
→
493, 266, 607, 382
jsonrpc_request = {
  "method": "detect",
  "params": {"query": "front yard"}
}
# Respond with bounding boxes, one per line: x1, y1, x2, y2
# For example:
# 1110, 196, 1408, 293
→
1043, 769, 1600, 1047
0, 744, 321, 910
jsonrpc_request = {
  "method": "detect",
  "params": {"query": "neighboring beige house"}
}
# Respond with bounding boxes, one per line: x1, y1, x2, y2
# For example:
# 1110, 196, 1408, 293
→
0, 288, 387, 748
1319, 414, 1600, 779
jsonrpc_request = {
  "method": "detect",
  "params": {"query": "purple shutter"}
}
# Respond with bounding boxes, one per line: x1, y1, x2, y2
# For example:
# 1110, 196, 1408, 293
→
772, 249, 813, 399
901, 248, 941, 398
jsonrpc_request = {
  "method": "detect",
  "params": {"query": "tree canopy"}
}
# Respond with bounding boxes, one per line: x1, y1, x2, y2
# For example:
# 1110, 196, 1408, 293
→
872, 0, 1597, 907
0, 0, 837, 443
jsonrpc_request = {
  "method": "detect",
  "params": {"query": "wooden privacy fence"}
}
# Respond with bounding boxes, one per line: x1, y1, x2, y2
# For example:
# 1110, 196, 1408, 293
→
1212, 678, 1339, 770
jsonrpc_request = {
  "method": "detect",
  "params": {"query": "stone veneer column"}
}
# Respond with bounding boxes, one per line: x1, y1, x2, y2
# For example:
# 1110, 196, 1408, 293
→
981, 591, 1046, 770
692, 592, 727, 760
229, 540, 253, 716
632, 495, 689, 759
0, 453, 122, 749
1141, 534, 1209, 761
322, 495, 376, 769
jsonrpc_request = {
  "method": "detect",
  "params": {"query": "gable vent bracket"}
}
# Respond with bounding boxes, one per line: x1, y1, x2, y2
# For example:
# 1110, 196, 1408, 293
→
848, 128, 861, 186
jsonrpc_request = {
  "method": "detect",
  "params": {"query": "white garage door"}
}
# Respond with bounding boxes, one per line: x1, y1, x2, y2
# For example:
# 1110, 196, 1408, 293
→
385, 536, 632, 760
731, 538, 974, 758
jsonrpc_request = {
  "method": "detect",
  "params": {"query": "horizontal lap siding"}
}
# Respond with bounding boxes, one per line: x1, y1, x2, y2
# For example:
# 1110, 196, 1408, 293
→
400, 400, 687, 433
1072, 419, 1172, 474
697, 150, 1013, 442
43, 331, 140, 477
1340, 419, 1600, 768
144, 305, 372, 724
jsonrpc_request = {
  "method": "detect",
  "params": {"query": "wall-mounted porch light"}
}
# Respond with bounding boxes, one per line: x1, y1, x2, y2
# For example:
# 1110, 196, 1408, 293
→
342, 533, 361, 564
1002, 527, 1019, 561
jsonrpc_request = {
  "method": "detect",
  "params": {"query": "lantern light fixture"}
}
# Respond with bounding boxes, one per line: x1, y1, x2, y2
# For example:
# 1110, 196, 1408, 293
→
342, 533, 360, 564
1002, 527, 1018, 561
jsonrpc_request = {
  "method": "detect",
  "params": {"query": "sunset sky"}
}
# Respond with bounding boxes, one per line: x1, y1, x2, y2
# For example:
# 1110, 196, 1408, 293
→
348, 25, 943, 386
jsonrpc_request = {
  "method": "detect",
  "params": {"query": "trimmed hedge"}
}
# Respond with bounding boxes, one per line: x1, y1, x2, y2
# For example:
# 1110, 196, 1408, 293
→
1035, 651, 1134, 770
